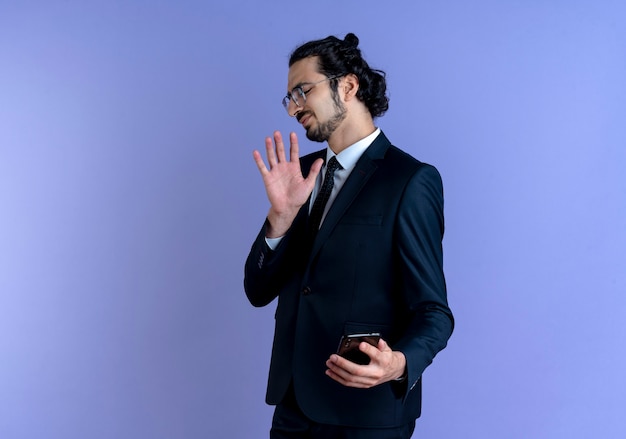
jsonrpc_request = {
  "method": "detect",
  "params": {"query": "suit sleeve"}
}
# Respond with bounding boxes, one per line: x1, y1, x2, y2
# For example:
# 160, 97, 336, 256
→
392, 164, 454, 396
244, 207, 309, 307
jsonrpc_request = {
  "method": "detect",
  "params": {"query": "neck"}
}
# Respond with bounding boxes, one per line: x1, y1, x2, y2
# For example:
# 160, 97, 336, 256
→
327, 118, 376, 155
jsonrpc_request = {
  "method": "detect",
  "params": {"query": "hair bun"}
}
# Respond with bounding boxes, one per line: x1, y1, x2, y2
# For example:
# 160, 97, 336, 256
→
344, 33, 359, 49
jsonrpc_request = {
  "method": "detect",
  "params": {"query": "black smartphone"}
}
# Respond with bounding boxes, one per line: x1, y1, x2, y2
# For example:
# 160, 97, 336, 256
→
336, 333, 381, 365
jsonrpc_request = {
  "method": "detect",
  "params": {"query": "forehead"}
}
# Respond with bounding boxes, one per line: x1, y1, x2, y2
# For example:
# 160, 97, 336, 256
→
287, 56, 323, 90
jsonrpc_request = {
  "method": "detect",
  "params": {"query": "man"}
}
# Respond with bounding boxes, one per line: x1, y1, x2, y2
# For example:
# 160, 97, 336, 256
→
244, 33, 454, 438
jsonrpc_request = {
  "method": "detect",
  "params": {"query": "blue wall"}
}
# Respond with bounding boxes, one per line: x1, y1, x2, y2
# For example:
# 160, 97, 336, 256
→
1, 1, 625, 437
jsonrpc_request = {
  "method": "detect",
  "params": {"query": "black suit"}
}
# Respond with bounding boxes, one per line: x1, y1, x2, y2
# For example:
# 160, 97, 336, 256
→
245, 132, 453, 428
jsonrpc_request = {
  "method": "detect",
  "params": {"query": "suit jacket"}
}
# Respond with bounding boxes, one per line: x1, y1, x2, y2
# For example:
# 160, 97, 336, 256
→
244, 132, 453, 428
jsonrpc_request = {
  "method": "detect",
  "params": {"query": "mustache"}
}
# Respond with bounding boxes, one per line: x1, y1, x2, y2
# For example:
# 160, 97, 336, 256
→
296, 111, 312, 123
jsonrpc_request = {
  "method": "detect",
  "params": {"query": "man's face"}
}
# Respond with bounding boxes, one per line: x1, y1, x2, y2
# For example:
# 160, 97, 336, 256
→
286, 57, 346, 143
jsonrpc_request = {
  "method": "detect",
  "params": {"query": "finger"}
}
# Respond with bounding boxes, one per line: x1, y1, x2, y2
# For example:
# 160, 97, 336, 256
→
289, 132, 300, 162
273, 131, 287, 163
377, 338, 392, 352
325, 362, 374, 389
328, 354, 362, 376
326, 368, 358, 387
326, 359, 351, 381
359, 341, 380, 362
325, 367, 349, 386
305, 158, 324, 186
326, 357, 361, 384
331, 352, 381, 382
265, 136, 277, 168
252, 150, 269, 176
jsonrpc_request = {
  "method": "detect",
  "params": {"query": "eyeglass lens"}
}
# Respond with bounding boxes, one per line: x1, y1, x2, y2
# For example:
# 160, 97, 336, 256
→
282, 87, 304, 111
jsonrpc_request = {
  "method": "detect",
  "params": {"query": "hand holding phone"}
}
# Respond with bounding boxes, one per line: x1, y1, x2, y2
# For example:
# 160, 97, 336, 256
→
336, 333, 381, 365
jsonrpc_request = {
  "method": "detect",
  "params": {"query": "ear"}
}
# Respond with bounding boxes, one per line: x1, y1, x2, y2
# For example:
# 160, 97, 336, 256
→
341, 73, 360, 101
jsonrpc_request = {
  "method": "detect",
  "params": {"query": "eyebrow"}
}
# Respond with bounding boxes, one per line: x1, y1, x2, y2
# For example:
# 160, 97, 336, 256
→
287, 81, 314, 93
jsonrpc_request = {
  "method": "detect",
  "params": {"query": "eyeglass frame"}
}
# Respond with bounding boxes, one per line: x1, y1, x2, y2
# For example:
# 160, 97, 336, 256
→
281, 74, 344, 114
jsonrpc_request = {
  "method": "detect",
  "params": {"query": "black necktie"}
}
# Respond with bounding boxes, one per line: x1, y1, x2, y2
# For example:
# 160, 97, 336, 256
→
309, 156, 342, 234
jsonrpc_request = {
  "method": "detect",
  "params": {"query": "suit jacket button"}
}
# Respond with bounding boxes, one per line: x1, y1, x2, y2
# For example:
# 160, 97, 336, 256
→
302, 286, 312, 296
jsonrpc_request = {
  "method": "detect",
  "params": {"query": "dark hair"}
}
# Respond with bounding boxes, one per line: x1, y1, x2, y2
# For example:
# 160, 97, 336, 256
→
289, 33, 389, 118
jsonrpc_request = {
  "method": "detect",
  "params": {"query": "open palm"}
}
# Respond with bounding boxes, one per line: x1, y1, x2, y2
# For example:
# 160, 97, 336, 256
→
253, 131, 323, 237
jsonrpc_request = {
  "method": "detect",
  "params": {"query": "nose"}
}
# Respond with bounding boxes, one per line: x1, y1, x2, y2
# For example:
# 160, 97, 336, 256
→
287, 98, 302, 117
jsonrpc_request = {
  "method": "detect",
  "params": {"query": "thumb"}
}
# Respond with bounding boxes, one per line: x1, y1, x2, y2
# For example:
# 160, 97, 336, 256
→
306, 158, 324, 186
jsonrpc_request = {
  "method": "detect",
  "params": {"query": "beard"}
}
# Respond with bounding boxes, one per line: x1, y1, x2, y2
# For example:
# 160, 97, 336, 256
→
304, 94, 347, 143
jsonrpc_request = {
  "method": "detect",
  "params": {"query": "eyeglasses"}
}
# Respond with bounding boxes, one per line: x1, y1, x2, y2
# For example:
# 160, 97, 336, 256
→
281, 75, 342, 114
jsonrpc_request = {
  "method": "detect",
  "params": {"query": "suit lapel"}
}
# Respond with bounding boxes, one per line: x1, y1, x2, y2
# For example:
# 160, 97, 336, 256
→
309, 132, 391, 257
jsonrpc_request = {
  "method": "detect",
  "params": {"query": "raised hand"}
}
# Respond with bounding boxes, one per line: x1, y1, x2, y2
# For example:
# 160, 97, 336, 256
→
253, 131, 323, 238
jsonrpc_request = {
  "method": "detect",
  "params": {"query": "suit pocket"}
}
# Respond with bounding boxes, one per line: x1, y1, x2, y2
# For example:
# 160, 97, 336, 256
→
340, 215, 383, 226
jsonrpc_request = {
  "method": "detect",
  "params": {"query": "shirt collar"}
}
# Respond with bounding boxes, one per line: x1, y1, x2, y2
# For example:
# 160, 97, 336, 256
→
325, 128, 381, 172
